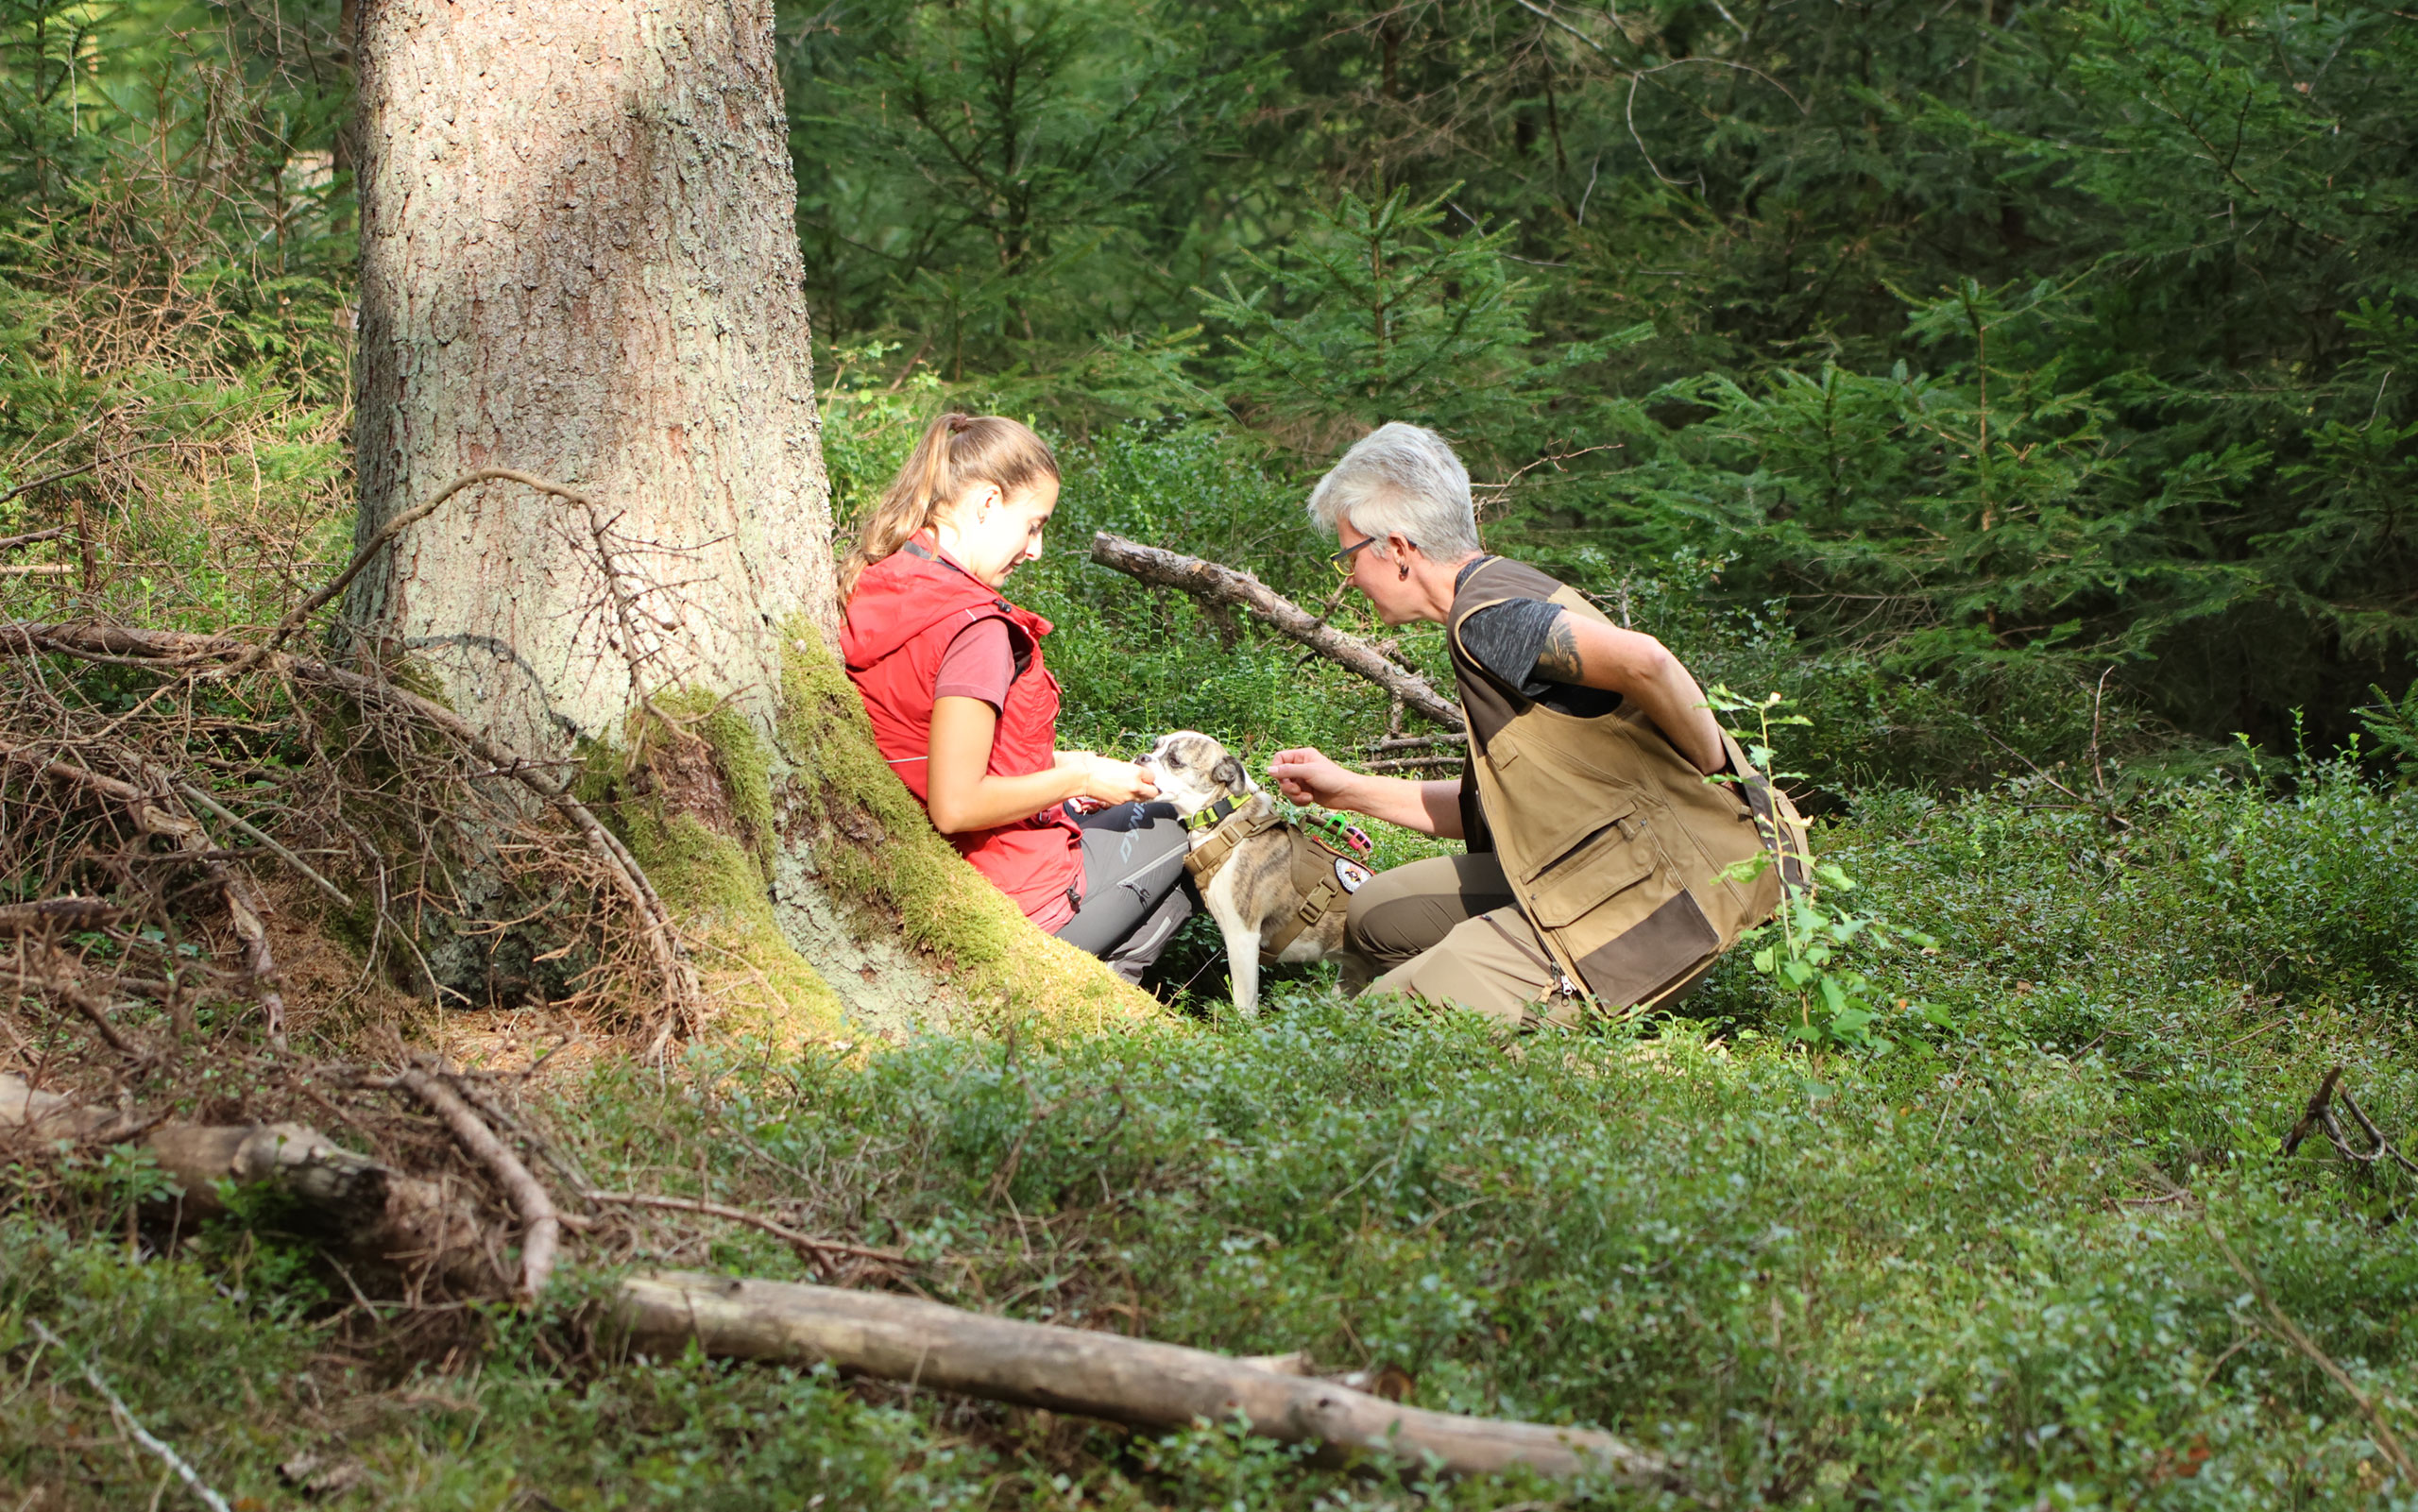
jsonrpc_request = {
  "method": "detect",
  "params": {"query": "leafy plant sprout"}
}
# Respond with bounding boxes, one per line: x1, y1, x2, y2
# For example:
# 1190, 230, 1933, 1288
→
1706, 685, 1938, 1054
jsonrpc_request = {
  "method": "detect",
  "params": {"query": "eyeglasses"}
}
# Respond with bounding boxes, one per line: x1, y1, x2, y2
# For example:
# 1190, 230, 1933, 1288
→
1328, 534, 1383, 579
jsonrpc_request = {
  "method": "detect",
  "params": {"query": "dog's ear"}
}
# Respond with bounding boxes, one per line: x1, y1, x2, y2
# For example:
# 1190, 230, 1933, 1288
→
1211, 755, 1245, 790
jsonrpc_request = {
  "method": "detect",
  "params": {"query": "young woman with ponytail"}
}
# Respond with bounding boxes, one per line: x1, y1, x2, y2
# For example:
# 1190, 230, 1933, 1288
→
839, 413, 1196, 983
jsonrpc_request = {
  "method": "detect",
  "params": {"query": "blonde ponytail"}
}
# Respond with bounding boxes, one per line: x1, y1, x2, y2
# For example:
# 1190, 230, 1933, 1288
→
838, 413, 1060, 599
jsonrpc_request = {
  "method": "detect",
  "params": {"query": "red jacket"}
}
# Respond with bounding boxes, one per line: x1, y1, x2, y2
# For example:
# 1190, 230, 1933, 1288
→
840, 536, 1082, 931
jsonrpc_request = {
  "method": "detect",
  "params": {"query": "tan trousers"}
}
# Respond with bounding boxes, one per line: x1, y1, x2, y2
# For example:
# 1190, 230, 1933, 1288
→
1343, 854, 1562, 1025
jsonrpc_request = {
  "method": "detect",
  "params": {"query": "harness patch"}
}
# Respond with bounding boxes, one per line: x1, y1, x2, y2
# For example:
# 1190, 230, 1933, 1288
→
1333, 858, 1371, 893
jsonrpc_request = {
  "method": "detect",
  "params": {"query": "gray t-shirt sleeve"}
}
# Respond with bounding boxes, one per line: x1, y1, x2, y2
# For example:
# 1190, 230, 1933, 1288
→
1459, 598, 1568, 699
1459, 597, 1625, 717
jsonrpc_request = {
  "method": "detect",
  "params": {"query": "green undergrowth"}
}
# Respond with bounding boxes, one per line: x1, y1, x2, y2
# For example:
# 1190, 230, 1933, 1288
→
9, 761, 2418, 1507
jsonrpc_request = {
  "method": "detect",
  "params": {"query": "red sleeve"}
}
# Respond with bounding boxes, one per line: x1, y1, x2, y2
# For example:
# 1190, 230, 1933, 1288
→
932, 617, 1014, 713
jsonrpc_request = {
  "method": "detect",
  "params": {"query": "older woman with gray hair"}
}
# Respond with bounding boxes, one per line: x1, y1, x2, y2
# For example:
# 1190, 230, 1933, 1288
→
1269, 423, 1793, 1023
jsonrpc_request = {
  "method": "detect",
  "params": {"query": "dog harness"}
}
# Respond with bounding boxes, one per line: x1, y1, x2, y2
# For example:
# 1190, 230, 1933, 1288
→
1182, 795, 1372, 961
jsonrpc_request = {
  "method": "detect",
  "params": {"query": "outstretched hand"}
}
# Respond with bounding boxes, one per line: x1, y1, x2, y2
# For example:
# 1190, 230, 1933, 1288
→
1268, 746, 1354, 808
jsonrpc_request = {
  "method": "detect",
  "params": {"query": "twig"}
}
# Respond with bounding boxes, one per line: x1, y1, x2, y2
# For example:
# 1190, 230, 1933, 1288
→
0, 564, 73, 578
0, 739, 288, 1045
33, 956, 156, 1063
0, 524, 70, 552
2205, 1219, 2417, 1484
236, 468, 571, 671
585, 1191, 911, 1272
24, 1318, 233, 1512
2087, 666, 2117, 803
173, 781, 353, 909
0, 461, 100, 510
396, 1064, 560, 1300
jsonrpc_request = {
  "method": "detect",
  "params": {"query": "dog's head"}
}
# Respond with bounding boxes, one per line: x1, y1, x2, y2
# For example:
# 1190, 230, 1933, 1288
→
1138, 730, 1252, 819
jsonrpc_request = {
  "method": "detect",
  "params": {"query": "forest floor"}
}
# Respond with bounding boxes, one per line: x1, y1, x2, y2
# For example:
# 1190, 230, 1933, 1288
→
6, 759, 2416, 1510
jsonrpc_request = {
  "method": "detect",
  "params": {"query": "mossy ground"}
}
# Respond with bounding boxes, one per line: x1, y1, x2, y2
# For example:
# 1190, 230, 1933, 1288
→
579, 632, 1164, 1048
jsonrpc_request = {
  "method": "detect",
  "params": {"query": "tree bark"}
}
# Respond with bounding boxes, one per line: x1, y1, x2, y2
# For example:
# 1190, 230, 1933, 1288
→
350, 0, 832, 758
616, 1272, 1677, 1487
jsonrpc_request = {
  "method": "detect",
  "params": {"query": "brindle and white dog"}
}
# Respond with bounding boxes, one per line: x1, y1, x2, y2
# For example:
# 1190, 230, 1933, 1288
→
1138, 730, 1360, 1015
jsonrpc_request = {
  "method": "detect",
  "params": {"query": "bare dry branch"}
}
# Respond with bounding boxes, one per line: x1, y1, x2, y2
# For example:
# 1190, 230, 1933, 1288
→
1088, 533, 1463, 729
585, 1190, 911, 1272
395, 1064, 560, 1300
0, 621, 704, 1042
618, 1272, 1677, 1487
2206, 1219, 2418, 1484
0, 897, 124, 937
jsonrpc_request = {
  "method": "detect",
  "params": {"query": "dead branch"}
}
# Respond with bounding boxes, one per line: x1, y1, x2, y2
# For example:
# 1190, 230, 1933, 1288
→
0, 563, 74, 578
616, 1272, 1676, 1487
23, 1318, 234, 1512
585, 1190, 911, 1273
2206, 1219, 2418, 1483
173, 780, 353, 909
0, 524, 70, 552
2282, 1064, 2418, 1178
28, 952, 158, 1062
2284, 1066, 2348, 1157
0, 623, 704, 1043
0, 738, 286, 1044
394, 1065, 560, 1300
240, 467, 641, 673
0, 897, 124, 936
0, 1072, 487, 1285
1088, 533, 1463, 730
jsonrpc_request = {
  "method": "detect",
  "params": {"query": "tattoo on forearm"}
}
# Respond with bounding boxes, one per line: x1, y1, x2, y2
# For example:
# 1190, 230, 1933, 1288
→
1533, 615, 1585, 684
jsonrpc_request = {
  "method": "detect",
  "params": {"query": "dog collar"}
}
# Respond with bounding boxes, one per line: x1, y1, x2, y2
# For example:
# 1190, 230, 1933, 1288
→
1184, 795, 1243, 832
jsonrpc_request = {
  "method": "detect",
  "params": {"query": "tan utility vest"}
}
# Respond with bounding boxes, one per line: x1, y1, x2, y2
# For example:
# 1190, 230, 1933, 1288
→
1448, 556, 1806, 1007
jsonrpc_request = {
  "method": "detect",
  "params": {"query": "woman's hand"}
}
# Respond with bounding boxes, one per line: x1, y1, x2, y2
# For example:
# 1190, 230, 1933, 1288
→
1054, 750, 1159, 807
1269, 745, 1463, 839
1268, 747, 1354, 807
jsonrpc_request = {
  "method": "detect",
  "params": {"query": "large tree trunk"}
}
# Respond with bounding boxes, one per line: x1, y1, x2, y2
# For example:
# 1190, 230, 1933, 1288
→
351, 0, 829, 756
348, 0, 1156, 1037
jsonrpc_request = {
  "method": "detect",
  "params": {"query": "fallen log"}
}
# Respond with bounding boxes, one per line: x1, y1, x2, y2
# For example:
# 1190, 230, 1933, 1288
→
1088, 533, 1463, 731
0, 897, 124, 936
0, 1072, 488, 1286
615, 1271, 1676, 1488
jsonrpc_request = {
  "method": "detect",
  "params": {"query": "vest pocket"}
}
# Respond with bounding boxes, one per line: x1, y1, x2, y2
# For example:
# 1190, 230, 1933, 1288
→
1524, 815, 1656, 927
1574, 889, 1721, 1005
1513, 791, 1640, 883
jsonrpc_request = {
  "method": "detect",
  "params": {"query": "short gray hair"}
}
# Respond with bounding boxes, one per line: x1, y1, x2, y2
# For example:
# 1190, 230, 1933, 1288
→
1304, 423, 1481, 559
